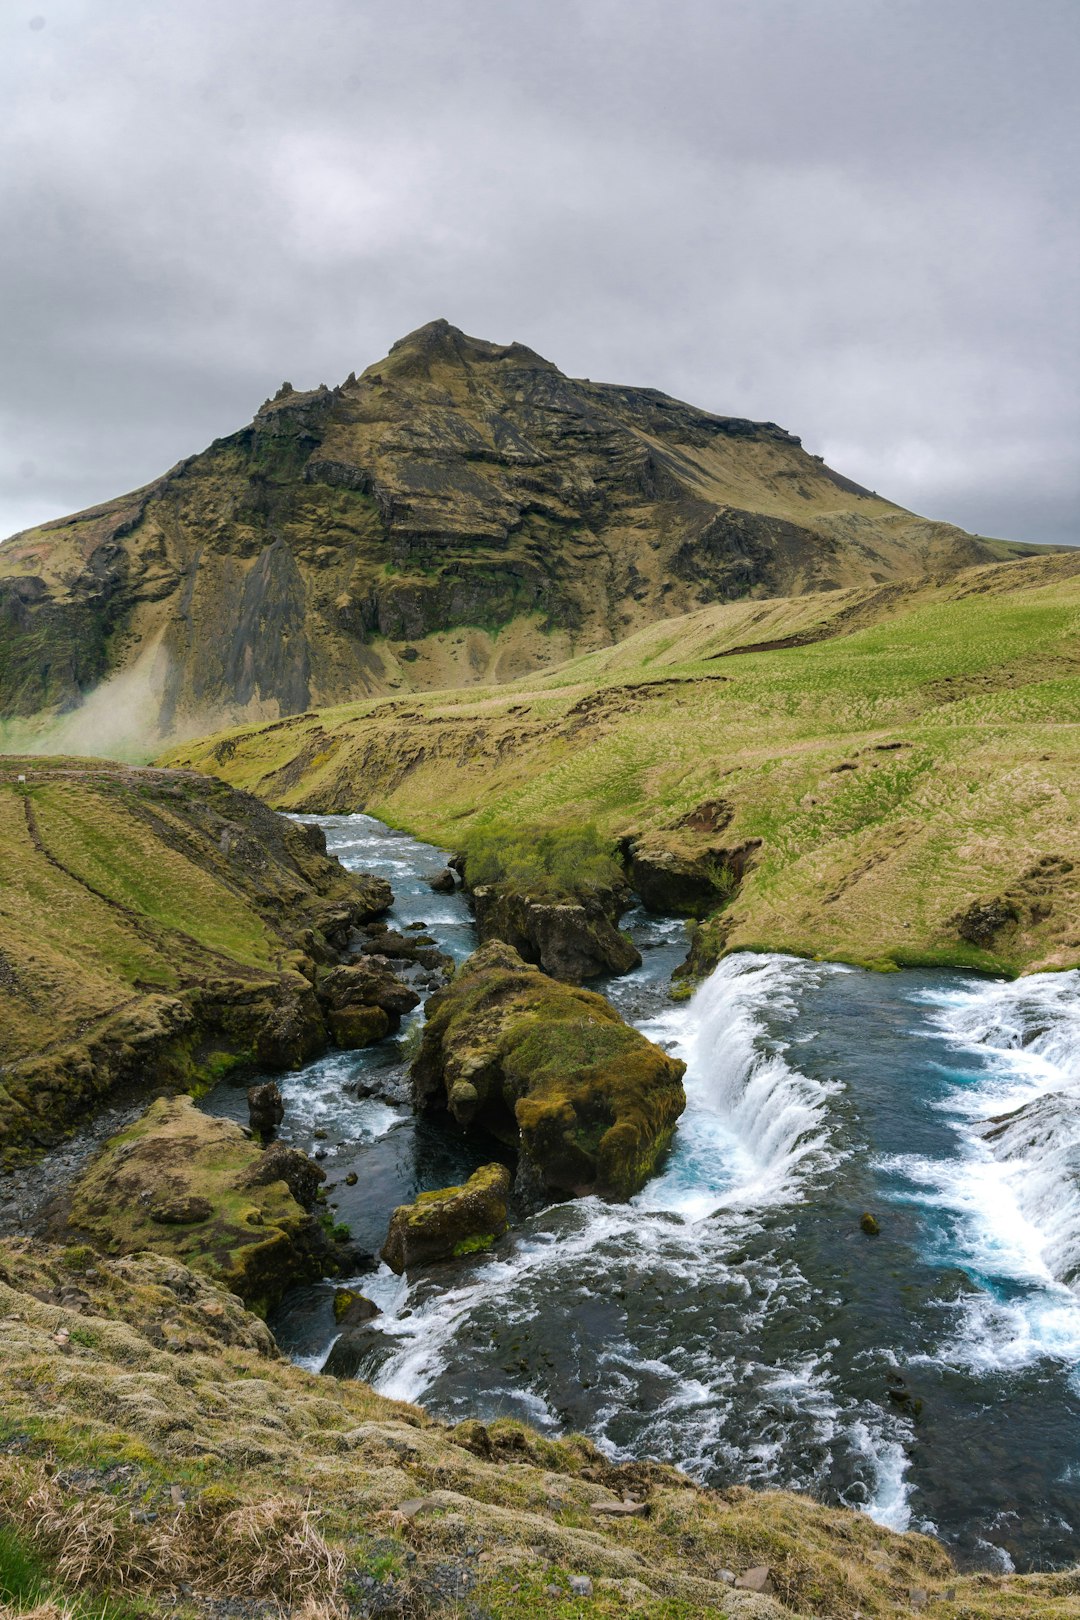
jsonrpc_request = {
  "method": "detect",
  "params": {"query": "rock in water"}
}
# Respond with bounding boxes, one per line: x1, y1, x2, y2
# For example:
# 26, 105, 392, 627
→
428, 867, 458, 893
411, 941, 686, 1199
471, 884, 640, 982
317, 960, 421, 1049
381, 1163, 511, 1274
332, 1287, 381, 1326
247, 1080, 284, 1135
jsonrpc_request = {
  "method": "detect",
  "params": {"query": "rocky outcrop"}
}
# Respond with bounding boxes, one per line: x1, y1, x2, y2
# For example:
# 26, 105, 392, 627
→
1, 319, 1034, 741
315, 960, 421, 1048
627, 836, 761, 918
471, 884, 641, 982
247, 1080, 284, 1136
381, 1163, 512, 1274
412, 942, 685, 1199
60, 1096, 333, 1313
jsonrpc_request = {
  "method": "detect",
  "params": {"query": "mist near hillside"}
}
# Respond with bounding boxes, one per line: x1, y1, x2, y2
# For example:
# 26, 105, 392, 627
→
0, 655, 228, 764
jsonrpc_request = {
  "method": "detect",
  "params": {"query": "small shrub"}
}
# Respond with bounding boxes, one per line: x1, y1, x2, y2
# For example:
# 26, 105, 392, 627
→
464, 821, 622, 898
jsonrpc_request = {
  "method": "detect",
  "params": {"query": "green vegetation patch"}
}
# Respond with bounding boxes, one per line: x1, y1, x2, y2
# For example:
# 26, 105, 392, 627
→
464, 819, 624, 897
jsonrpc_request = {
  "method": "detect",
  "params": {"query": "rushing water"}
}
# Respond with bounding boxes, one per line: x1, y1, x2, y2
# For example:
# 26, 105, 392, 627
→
202, 815, 1080, 1572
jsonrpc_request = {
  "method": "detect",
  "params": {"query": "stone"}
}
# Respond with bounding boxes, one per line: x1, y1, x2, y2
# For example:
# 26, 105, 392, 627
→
332, 1287, 380, 1327
247, 1080, 284, 1135
591, 1498, 648, 1518
471, 885, 640, 983
328, 1003, 391, 1049
149, 1195, 213, 1225
734, 1566, 775, 1593
242, 1142, 325, 1209
429, 867, 458, 893
411, 941, 686, 1200
381, 1163, 511, 1274
627, 837, 761, 918
252, 980, 326, 1070
952, 897, 1019, 947
321, 961, 421, 1021
860, 1211, 881, 1236
62, 1097, 326, 1312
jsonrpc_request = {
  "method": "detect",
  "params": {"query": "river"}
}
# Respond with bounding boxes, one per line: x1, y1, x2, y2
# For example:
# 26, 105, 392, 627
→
202, 813, 1080, 1573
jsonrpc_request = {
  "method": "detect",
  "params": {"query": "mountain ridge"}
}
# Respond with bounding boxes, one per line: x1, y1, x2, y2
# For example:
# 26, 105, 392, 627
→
0, 319, 1050, 748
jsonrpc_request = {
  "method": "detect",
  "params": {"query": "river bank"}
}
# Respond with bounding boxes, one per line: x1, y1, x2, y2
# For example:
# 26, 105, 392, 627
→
190, 812, 1080, 1577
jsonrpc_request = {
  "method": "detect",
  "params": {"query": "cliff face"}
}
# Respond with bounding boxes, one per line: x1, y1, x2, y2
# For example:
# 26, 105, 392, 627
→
0, 320, 1041, 742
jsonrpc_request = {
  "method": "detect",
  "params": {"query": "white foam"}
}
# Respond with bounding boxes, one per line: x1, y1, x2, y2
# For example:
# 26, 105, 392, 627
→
898, 970, 1080, 1376
277, 1053, 406, 1137
365, 953, 902, 1513
637, 953, 846, 1215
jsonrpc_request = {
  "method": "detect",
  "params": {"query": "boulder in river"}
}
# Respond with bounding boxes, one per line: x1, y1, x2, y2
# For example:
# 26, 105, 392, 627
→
428, 867, 458, 893
411, 942, 686, 1199
247, 1080, 284, 1135
381, 1162, 511, 1273
471, 885, 641, 982
316, 960, 421, 1049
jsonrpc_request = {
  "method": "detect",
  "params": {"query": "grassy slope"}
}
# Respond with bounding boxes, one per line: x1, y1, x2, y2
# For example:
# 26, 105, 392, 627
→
0, 763, 272, 1066
0, 1240, 1074, 1620
0, 757, 386, 1157
165, 551, 1080, 976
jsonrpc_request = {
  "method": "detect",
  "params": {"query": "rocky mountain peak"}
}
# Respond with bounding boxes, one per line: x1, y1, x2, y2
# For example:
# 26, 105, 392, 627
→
0, 324, 1040, 741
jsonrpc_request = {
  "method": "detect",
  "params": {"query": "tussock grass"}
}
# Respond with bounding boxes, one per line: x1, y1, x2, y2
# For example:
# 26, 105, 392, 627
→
1, 1240, 1078, 1617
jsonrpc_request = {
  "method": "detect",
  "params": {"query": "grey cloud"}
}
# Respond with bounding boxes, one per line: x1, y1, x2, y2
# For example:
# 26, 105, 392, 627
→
0, 0, 1076, 543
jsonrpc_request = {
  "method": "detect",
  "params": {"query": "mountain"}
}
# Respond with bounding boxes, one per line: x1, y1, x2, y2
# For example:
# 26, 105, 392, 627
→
0, 318, 1046, 745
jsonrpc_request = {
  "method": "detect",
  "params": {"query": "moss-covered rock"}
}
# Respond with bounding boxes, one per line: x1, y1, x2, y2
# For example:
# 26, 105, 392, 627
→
60, 1096, 329, 1313
316, 959, 420, 1049
471, 885, 641, 982
412, 942, 686, 1199
381, 1162, 511, 1274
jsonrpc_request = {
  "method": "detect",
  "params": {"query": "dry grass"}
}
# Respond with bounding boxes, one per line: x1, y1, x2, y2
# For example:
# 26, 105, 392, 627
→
1, 1241, 1079, 1618
15, 1469, 344, 1605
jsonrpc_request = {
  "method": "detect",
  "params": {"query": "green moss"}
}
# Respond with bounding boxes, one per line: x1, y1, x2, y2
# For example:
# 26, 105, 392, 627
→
452, 1232, 495, 1256
66, 1096, 322, 1311
414, 943, 685, 1199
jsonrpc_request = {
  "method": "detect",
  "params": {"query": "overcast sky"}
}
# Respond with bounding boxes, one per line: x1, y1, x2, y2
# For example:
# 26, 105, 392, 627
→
2, 0, 1077, 545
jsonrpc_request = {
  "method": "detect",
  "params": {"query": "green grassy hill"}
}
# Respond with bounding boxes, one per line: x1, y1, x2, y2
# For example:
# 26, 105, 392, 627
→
165, 550, 1080, 977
